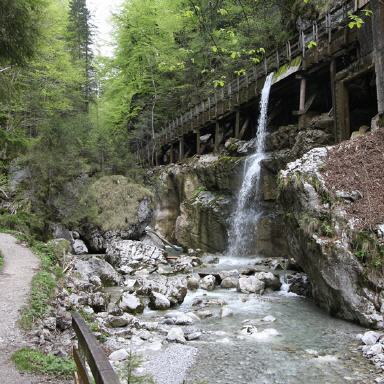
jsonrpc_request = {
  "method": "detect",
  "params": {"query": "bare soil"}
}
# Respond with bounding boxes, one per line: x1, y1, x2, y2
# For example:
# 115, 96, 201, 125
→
322, 129, 384, 230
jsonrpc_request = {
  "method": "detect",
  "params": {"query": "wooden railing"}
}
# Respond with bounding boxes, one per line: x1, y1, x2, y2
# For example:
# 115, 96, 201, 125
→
72, 312, 121, 384
137, 0, 369, 162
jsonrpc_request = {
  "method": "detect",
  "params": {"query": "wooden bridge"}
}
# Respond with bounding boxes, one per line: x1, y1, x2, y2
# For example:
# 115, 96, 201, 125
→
136, 0, 373, 165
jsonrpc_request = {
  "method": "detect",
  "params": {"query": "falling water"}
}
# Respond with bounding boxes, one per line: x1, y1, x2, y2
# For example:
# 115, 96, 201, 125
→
227, 72, 274, 257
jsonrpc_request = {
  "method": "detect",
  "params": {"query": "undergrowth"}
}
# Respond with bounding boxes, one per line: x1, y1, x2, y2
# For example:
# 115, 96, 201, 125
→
12, 348, 74, 377
352, 231, 384, 269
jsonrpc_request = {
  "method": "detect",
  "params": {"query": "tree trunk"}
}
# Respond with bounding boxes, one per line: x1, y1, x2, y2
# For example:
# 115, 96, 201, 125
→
371, 0, 384, 115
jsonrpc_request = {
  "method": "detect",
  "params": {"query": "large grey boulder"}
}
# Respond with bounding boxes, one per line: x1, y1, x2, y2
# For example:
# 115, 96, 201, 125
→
74, 257, 121, 286
237, 276, 265, 294
106, 240, 166, 272
200, 275, 216, 291
149, 291, 171, 310
72, 239, 88, 255
166, 327, 186, 343
118, 292, 144, 314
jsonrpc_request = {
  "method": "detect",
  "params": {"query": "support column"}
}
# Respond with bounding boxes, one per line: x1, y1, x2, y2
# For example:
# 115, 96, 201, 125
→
179, 136, 184, 161
214, 121, 220, 153
372, 0, 384, 116
330, 59, 338, 142
299, 77, 307, 113
335, 79, 350, 141
196, 130, 201, 155
298, 76, 307, 129
235, 110, 240, 139
169, 144, 174, 164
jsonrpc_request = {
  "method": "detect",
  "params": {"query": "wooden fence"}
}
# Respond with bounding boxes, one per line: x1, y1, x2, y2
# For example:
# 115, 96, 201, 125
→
137, 0, 370, 163
72, 312, 121, 384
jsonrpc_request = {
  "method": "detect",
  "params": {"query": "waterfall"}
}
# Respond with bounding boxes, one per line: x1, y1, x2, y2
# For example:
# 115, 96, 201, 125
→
227, 72, 274, 257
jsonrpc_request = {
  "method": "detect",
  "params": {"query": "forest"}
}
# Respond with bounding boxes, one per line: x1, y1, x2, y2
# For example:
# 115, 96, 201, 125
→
0, 0, 347, 235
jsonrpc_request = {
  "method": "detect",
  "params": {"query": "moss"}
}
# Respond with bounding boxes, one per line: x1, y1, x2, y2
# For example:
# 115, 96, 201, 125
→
0, 250, 3, 269
273, 57, 302, 81
12, 348, 74, 377
83, 175, 153, 231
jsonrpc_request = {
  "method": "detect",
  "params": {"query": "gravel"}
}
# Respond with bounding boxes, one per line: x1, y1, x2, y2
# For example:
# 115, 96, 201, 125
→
143, 344, 198, 384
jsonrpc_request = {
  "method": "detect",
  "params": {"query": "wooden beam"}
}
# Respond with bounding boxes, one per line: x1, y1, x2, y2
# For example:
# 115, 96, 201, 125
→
235, 110, 240, 139
179, 137, 184, 161
214, 121, 220, 153
196, 130, 201, 155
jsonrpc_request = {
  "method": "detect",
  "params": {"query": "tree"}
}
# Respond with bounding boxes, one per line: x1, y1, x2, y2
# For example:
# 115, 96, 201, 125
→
67, 0, 94, 111
0, 0, 45, 67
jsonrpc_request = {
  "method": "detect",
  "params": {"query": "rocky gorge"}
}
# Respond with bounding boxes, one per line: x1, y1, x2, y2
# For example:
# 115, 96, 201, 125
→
24, 105, 384, 382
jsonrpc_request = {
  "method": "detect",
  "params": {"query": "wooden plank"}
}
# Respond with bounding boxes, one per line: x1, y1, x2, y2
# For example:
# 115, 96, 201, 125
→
73, 347, 91, 384
72, 312, 120, 384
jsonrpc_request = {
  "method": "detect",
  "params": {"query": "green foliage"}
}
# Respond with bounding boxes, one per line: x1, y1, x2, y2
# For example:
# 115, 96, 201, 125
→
12, 348, 74, 377
0, 0, 46, 66
119, 351, 155, 384
0, 250, 3, 269
352, 231, 384, 269
20, 240, 65, 329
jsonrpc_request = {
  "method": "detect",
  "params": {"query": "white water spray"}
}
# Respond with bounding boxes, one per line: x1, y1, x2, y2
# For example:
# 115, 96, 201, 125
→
227, 72, 274, 256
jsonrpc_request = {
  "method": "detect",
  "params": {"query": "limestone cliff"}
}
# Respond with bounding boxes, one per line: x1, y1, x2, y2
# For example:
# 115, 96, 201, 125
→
279, 130, 384, 328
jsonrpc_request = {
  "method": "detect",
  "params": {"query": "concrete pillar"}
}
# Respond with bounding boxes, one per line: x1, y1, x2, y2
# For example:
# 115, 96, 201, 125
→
196, 130, 201, 155
235, 110, 240, 139
179, 136, 184, 161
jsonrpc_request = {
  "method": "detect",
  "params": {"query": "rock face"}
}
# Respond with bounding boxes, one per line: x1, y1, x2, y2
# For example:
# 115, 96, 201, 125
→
153, 154, 290, 257
279, 147, 383, 328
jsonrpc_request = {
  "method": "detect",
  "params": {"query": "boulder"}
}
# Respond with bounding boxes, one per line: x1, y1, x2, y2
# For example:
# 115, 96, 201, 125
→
149, 292, 171, 310
106, 240, 166, 272
254, 272, 281, 291
74, 257, 121, 286
237, 276, 265, 294
72, 239, 88, 255
187, 274, 200, 290
109, 349, 129, 362
362, 331, 381, 346
118, 292, 144, 314
221, 276, 238, 289
166, 327, 186, 343
200, 275, 216, 291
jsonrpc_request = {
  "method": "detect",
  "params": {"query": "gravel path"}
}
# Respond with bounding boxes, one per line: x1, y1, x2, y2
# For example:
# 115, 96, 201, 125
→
0, 233, 52, 384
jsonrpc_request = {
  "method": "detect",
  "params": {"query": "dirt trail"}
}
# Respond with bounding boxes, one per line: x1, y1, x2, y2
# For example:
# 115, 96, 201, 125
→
0, 233, 41, 383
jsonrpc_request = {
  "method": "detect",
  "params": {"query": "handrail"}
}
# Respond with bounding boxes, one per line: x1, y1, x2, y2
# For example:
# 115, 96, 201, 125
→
137, 0, 370, 161
72, 312, 121, 384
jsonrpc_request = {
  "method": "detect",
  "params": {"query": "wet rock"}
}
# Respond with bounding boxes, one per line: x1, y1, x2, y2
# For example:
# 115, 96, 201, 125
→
149, 292, 171, 310
362, 331, 381, 346
106, 315, 132, 328
118, 292, 144, 314
196, 310, 213, 319
254, 272, 281, 291
221, 307, 233, 318
237, 276, 265, 294
221, 276, 238, 289
72, 239, 88, 255
109, 349, 129, 362
186, 332, 202, 341
166, 327, 186, 343
165, 311, 194, 325
187, 274, 200, 290
262, 315, 276, 323
200, 275, 216, 291
287, 273, 311, 297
